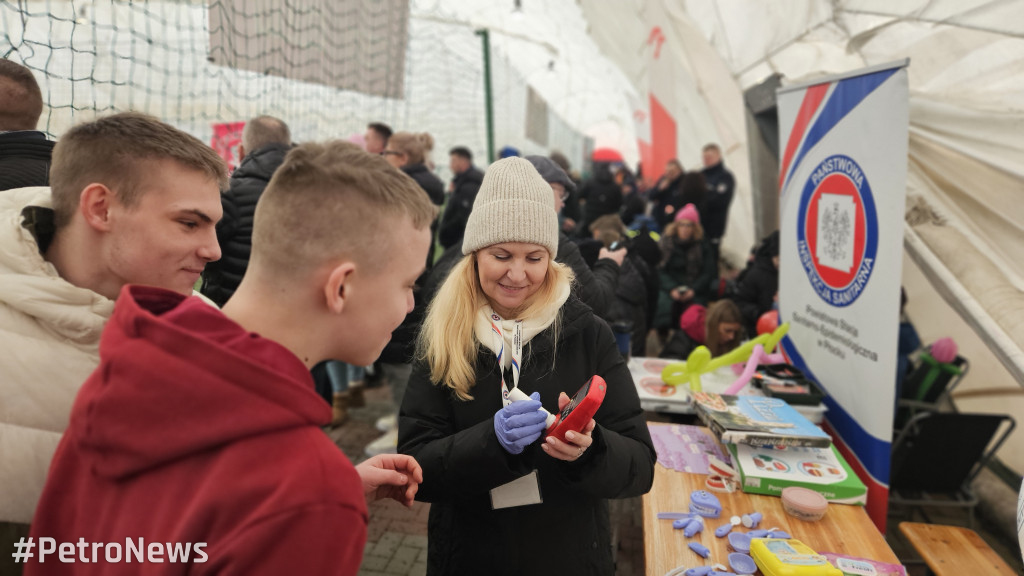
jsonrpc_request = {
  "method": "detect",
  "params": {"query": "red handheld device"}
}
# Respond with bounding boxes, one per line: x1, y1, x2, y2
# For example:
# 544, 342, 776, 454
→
545, 375, 607, 442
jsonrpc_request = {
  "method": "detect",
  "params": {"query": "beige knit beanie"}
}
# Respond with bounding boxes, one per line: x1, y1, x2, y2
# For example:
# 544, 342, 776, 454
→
462, 156, 559, 256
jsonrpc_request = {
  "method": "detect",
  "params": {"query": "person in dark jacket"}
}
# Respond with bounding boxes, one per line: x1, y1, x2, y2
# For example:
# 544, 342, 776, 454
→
385, 132, 444, 207
700, 143, 736, 261
733, 230, 779, 336
438, 146, 483, 249
369, 130, 446, 456
655, 204, 716, 331
577, 161, 622, 236
400, 157, 655, 576
200, 115, 291, 306
526, 155, 623, 320
649, 159, 684, 230
550, 150, 582, 235
0, 59, 55, 191
589, 214, 655, 357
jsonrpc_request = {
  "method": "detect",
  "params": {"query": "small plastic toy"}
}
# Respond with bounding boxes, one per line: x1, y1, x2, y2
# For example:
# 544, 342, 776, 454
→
767, 530, 792, 540
728, 553, 757, 575
674, 518, 695, 530
659, 512, 698, 520
690, 490, 722, 518
750, 538, 843, 576
741, 512, 763, 528
728, 531, 752, 554
689, 542, 711, 558
684, 567, 714, 576
683, 516, 705, 538
715, 522, 734, 538
747, 529, 770, 538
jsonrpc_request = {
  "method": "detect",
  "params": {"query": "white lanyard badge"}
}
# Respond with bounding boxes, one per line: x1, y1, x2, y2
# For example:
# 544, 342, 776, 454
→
488, 309, 523, 407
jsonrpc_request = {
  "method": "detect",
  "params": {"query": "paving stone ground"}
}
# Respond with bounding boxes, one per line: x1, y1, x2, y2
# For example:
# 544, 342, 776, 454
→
327, 383, 646, 576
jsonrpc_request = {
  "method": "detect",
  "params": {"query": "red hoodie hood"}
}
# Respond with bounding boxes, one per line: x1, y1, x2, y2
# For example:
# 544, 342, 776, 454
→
69, 284, 330, 480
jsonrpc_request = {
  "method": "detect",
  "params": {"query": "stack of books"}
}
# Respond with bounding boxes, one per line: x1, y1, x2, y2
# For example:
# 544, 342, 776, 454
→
694, 392, 867, 505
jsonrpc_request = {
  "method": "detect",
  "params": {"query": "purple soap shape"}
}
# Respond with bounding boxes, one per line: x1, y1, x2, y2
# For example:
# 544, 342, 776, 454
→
688, 541, 710, 558
683, 516, 705, 538
728, 531, 752, 554
673, 518, 694, 530
715, 522, 734, 538
728, 553, 757, 574
684, 567, 713, 576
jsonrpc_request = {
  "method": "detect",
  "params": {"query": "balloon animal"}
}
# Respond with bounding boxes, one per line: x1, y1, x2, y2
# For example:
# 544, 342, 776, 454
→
661, 322, 790, 392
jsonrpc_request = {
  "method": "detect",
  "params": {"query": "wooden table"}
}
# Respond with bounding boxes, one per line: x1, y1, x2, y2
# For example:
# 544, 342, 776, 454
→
899, 522, 1016, 576
643, 425, 899, 575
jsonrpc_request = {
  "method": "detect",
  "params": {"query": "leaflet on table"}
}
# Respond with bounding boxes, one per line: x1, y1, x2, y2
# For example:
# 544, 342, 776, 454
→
628, 357, 692, 408
628, 357, 755, 407
728, 443, 867, 505
695, 393, 832, 448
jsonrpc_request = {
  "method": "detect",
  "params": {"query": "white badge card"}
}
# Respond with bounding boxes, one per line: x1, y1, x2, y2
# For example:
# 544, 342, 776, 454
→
489, 470, 543, 510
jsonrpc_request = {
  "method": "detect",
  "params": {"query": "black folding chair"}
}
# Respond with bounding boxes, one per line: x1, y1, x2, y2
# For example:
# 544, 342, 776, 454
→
889, 410, 1015, 529
894, 353, 969, 434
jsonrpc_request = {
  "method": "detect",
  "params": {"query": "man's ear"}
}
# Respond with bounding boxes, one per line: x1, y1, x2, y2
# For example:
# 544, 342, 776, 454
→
79, 183, 117, 232
324, 261, 357, 314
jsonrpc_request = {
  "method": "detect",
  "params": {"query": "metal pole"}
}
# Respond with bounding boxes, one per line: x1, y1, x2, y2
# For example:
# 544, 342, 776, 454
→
475, 28, 495, 164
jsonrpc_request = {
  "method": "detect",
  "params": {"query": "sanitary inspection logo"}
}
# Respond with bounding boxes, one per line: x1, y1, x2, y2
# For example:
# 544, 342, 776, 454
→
796, 154, 878, 307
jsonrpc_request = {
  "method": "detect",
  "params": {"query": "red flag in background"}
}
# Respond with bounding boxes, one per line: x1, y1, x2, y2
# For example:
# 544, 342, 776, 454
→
211, 121, 246, 172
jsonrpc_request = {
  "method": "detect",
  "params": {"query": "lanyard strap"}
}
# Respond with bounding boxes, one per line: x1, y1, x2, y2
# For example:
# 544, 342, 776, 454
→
489, 309, 523, 407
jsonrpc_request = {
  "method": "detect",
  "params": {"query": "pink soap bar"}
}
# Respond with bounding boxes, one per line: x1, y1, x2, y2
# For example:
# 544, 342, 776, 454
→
781, 486, 828, 521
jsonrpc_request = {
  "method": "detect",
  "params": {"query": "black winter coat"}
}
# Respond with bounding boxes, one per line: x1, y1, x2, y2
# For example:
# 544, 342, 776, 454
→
0, 131, 54, 192
578, 163, 622, 234
403, 163, 445, 206
201, 143, 289, 306
734, 255, 778, 335
438, 166, 483, 249
700, 162, 736, 241
556, 232, 619, 320
399, 296, 656, 576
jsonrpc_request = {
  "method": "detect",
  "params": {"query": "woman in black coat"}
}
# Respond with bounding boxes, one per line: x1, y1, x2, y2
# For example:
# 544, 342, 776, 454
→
399, 158, 655, 576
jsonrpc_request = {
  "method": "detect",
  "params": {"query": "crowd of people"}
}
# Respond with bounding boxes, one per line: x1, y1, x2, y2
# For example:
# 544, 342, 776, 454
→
0, 57, 786, 575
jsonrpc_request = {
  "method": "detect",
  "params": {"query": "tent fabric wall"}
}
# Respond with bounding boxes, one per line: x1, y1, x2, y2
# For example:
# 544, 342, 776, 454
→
580, 0, 1023, 472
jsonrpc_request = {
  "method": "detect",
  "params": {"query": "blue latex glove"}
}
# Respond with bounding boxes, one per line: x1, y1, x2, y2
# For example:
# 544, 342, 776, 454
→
493, 391, 548, 455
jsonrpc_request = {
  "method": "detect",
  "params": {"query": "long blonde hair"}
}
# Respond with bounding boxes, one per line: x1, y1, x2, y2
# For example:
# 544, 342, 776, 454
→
417, 253, 574, 400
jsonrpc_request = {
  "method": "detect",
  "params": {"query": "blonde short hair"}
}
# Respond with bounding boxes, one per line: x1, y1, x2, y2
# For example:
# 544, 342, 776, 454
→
50, 112, 228, 229
387, 131, 434, 165
251, 141, 438, 276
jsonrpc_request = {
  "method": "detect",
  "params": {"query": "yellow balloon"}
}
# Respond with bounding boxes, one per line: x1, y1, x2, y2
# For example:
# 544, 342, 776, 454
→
658, 322, 792, 392
763, 322, 790, 353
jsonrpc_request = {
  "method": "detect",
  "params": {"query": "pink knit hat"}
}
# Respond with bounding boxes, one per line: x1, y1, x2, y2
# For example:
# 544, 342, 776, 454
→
675, 203, 700, 224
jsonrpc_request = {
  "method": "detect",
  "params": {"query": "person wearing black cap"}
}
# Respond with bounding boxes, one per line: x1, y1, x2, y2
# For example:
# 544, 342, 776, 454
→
526, 155, 623, 321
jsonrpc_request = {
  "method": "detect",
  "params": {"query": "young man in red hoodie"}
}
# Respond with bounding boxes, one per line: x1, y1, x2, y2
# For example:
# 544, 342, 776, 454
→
25, 142, 435, 574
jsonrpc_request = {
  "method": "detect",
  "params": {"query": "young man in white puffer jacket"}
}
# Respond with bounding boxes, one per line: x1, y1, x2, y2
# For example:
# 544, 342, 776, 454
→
0, 112, 228, 568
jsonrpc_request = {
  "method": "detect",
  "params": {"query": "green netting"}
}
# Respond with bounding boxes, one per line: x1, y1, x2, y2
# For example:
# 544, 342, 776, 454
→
1, 0, 590, 177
